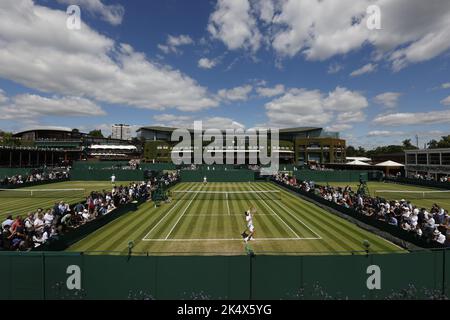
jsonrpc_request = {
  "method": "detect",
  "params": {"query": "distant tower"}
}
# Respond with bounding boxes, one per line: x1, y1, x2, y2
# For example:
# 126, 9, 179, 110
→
111, 124, 131, 140
415, 134, 419, 148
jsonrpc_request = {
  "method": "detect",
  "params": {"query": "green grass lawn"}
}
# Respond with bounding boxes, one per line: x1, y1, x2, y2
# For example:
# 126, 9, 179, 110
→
318, 181, 450, 211
67, 182, 403, 255
0, 180, 134, 220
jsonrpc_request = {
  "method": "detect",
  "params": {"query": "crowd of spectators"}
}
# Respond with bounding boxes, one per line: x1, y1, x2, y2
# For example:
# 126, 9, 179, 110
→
0, 181, 152, 251
274, 173, 450, 247
308, 163, 333, 171
0, 170, 180, 252
1, 169, 69, 186
408, 173, 450, 183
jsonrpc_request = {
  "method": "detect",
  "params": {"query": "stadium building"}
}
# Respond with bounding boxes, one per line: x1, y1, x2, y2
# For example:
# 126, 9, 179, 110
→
10, 128, 139, 165
137, 126, 346, 165
405, 148, 450, 179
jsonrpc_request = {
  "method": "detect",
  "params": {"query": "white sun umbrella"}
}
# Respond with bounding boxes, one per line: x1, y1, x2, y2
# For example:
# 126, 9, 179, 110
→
375, 160, 404, 167
347, 160, 371, 166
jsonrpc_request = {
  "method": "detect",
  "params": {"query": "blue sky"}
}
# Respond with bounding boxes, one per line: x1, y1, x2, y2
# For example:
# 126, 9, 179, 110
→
0, 0, 449, 148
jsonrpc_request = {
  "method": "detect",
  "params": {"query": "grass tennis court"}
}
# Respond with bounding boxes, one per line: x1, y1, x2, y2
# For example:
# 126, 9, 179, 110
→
67, 182, 402, 255
319, 181, 450, 211
0, 181, 133, 220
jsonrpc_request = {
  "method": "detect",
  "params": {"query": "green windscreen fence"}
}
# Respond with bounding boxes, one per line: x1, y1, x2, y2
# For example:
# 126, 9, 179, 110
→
180, 169, 255, 182
70, 169, 144, 181
73, 161, 176, 171
294, 170, 369, 182
0, 168, 35, 177
0, 251, 448, 299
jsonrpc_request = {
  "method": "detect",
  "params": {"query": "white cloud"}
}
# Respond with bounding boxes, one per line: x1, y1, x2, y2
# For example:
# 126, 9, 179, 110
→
198, 57, 218, 69
255, 0, 275, 24
205, 0, 450, 70
442, 83, 450, 89
326, 124, 353, 132
441, 95, 450, 105
0, 1, 217, 112
336, 111, 366, 123
350, 63, 377, 77
158, 34, 194, 54
0, 91, 105, 120
208, 0, 261, 52
202, 117, 245, 129
152, 114, 245, 130
374, 92, 402, 108
327, 63, 343, 74
265, 86, 367, 128
323, 87, 368, 112
56, 0, 124, 25
373, 110, 450, 125
367, 130, 405, 137
0, 89, 7, 104
218, 85, 253, 101
256, 84, 285, 97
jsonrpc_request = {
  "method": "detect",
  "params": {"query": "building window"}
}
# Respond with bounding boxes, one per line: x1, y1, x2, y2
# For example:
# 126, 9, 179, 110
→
417, 153, 427, 165
429, 153, 440, 165
406, 154, 416, 165
442, 153, 450, 165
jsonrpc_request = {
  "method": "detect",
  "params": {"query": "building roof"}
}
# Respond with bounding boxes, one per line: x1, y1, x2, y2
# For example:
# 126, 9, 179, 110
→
347, 160, 371, 166
405, 148, 450, 153
375, 160, 404, 167
346, 157, 372, 162
137, 126, 322, 133
13, 128, 80, 136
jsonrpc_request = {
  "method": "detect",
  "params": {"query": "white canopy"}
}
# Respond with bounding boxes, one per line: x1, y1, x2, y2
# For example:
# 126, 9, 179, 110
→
375, 160, 404, 167
346, 157, 372, 162
90, 145, 137, 150
347, 160, 371, 166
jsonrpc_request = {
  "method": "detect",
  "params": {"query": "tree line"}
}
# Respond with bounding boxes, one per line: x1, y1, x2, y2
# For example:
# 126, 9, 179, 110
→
346, 135, 450, 157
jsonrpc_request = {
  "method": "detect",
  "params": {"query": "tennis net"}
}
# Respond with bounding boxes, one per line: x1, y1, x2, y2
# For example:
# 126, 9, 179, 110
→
0, 188, 86, 198
374, 189, 450, 199
171, 190, 281, 200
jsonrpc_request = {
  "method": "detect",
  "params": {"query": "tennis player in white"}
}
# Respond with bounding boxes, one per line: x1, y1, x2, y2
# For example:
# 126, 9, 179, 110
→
243, 209, 255, 242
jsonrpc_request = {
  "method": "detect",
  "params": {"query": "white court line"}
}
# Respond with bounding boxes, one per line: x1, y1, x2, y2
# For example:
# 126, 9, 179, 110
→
247, 183, 301, 239
226, 192, 231, 215
142, 237, 319, 242
164, 185, 202, 240
142, 185, 194, 240
254, 183, 322, 239
185, 213, 275, 217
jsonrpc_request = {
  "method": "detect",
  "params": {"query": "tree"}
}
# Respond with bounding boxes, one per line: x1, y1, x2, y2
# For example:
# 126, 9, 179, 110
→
437, 135, 450, 148
88, 129, 104, 138
346, 146, 367, 157
346, 146, 357, 157
402, 139, 417, 150
427, 139, 439, 149
427, 135, 450, 149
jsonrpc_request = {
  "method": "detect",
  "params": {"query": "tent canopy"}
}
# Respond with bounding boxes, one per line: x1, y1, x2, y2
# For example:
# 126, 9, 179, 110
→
375, 160, 404, 167
347, 160, 371, 166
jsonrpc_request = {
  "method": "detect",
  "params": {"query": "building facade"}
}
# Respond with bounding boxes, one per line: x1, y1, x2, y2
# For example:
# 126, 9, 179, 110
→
111, 124, 132, 141
405, 148, 450, 179
11, 128, 138, 164
137, 126, 346, 165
